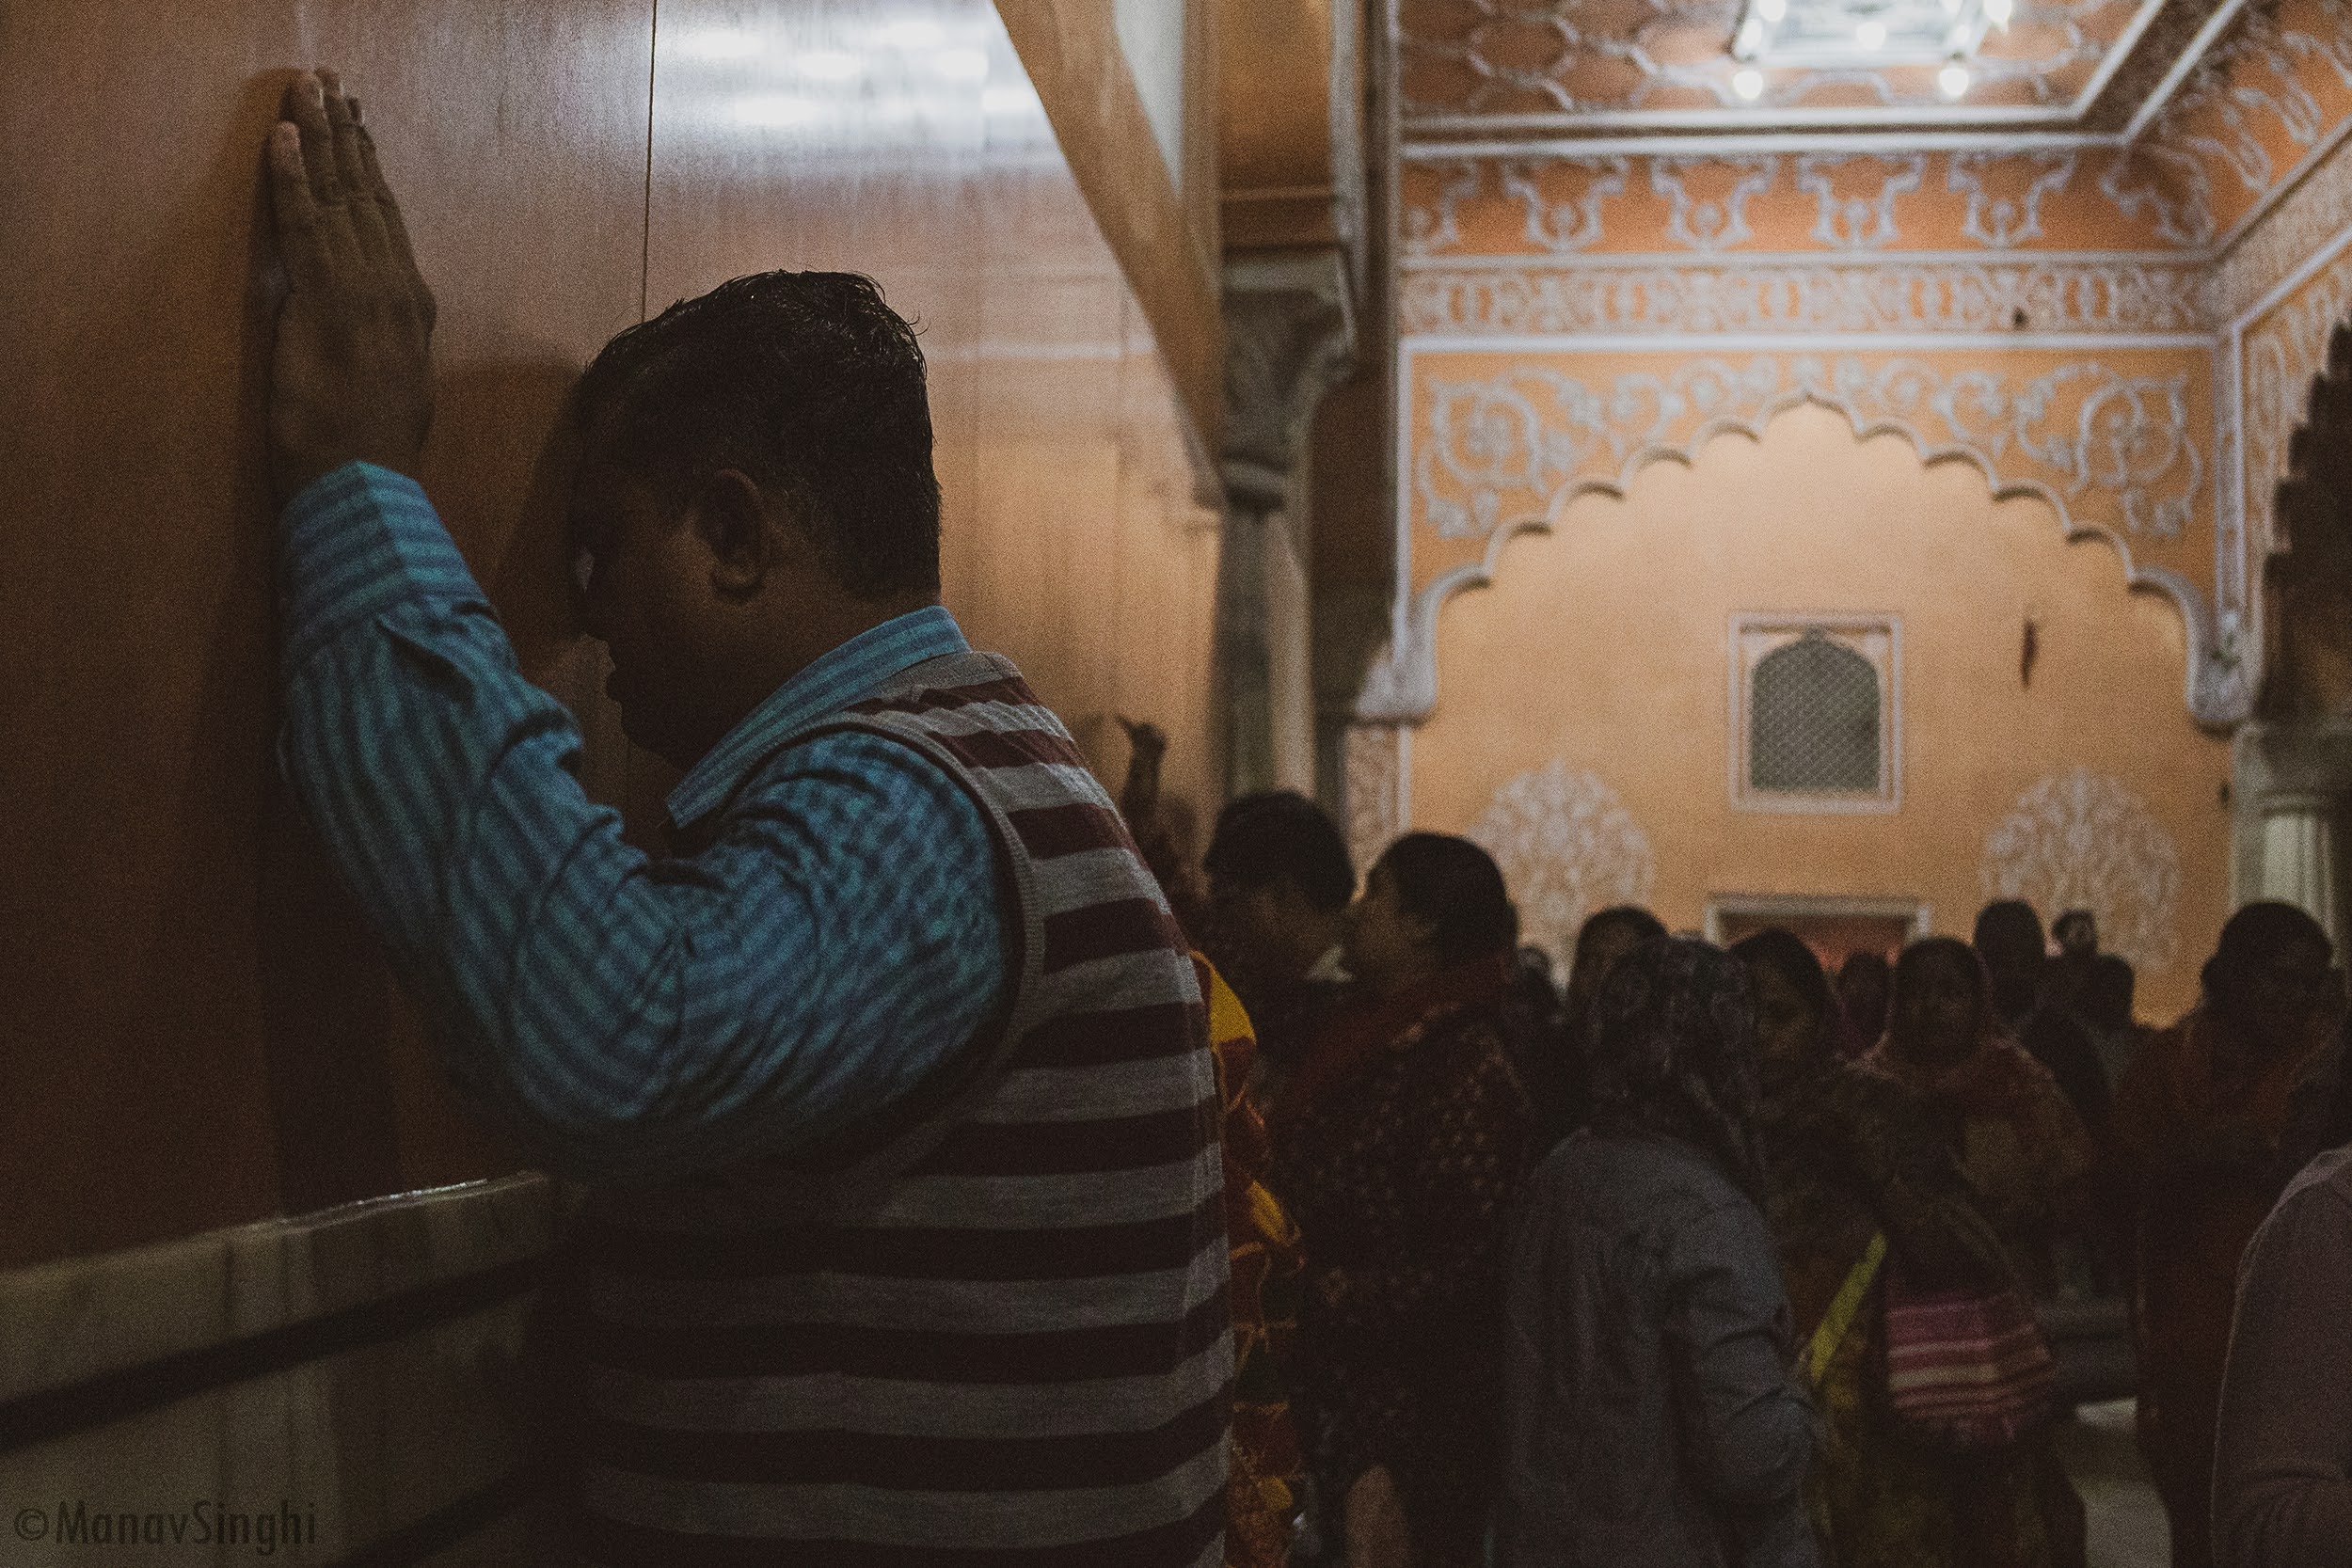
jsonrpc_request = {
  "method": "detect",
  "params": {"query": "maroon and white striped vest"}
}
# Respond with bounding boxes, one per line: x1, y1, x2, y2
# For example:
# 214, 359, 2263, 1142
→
565, 652, 1231, 1567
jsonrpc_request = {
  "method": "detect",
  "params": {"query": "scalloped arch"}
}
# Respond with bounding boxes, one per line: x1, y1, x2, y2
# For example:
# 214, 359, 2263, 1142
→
1356, 389, 2249, 728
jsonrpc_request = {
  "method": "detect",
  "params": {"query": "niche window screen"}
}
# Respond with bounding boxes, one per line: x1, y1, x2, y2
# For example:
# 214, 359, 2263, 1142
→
1731, 617, 1900, 813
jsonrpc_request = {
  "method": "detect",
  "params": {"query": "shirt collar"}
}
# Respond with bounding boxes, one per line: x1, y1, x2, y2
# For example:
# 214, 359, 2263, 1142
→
665, 605, 970, 831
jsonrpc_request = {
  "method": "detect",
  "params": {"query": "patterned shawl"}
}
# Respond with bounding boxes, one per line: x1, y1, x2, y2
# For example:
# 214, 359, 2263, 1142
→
1586, 936, 1770, 1199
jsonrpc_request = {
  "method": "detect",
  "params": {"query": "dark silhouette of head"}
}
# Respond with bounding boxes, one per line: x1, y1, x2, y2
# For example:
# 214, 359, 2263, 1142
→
567, 271, 943, 768
1348, 832, 1518, 995
2201, 901, 2338, 1048
1201, 791, 1355, 992
1565, 905, 1669, 1023
1973, 900, 2048, 1023
2084, 952, 2137, 1032
2053, 909, 2099, 958
1587, 936, 1767, 1196
1837, 948, 1894, 1045
1732, 928, 1836, 1077
1892, 936, 1993, 1070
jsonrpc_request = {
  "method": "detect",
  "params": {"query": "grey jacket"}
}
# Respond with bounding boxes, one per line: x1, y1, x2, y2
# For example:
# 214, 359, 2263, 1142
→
1499, 1127, 1823, 1568
2214, 1145, 2352, 1568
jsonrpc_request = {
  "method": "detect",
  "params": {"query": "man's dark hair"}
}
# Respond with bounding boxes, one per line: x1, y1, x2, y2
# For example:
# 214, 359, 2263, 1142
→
1838, 948, 1892, 989
1378, 832, 1519, 965
577, 270, 942, 599
1973, 899, 2046, 965
2202, 900, 2333, 1012
1202, 791, 1354, 913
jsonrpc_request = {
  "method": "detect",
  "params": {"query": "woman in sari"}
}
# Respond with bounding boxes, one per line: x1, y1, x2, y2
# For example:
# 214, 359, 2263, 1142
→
1734, 930, 2043, 1568
1865, 938, 2096, 1297
1272, 832, 1537, 1568
1863, 937, 2093, 1568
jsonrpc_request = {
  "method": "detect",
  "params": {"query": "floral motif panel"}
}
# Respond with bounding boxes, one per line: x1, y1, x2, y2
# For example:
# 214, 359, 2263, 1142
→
1403, 148, 2191, 257
1407, 345, 2212, 559
1467, 759, 1658, 969
1981, 768, 2184, 969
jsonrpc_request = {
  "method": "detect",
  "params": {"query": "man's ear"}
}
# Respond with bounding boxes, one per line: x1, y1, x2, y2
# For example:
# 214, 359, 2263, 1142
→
688, 468, 771, 600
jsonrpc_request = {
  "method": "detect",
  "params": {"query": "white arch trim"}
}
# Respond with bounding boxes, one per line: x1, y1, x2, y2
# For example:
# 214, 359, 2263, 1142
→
1355, 387, 2255, 730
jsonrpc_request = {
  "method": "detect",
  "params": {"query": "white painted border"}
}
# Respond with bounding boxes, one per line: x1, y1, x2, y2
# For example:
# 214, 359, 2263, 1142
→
1726, 614, 1905, 816
1701, 891, 1934, 944
2123, 0, 2257, 142
2233, 205, 2352, 332
1399, 248, 2208, 272
1404, 329, 2215, 353
1403, 130, 2118, 157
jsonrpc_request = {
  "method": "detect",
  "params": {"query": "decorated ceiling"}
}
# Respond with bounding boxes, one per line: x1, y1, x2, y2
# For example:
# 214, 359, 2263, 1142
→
1398, 0, 2240, 133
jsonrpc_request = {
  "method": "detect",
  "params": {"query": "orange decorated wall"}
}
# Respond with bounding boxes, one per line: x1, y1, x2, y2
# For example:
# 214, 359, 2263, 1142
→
1403, 407, 2233, 1023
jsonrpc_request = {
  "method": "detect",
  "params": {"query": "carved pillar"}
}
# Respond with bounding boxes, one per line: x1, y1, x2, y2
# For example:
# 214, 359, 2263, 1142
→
2258, 793, 2344, 950
2233, 721, 2352, 950
1219, 250, 1355, 798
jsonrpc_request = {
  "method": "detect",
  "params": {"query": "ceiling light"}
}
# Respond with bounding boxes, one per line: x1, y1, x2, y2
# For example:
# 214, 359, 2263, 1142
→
793, 49, 865, 81
1856, 19, 1887, 49
676, 27, 764, 61
981, 84, 1043, 118
930, 48, 991, 81
1939, 62, 1971, 97
1757, 0, 1787, 21
1733, 68, 1765, 100
1736, 17, 1766, 55
735, 94, 818, 127
1985, 0, 2012, 25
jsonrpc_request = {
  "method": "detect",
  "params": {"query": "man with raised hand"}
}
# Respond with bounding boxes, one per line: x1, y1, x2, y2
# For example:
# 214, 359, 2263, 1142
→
262, 70, 1228, 1565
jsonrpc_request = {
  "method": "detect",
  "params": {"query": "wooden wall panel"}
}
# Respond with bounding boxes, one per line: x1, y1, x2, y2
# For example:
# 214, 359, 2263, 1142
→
0, 1, 654, 1269
0, 0, 1223, 1274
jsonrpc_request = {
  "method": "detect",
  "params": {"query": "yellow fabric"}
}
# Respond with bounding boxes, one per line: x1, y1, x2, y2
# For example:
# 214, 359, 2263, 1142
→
1194, 955, 1304, 1568
1808, 1231, 1888, 1387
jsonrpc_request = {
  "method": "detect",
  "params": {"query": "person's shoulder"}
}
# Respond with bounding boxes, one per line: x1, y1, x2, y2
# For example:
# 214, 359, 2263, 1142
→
2277, 1145, 2352, 1220
1553, 1128, 1746, 1223
2243, 1146, 2352, 1294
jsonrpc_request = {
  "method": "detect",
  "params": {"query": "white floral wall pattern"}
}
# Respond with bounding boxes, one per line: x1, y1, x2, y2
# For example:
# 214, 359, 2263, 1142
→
1981, 769, 2183, 972
1469, 760, 1658, 970
1416, 355, 2205, 545
1343, 723, 1406, 874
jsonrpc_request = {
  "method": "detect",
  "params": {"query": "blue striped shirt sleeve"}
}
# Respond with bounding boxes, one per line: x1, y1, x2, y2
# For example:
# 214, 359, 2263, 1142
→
274, 463, 1007, 1184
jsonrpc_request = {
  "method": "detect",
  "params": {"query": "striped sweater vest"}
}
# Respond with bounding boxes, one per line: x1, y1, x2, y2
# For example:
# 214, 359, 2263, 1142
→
564, 652, 1232, 1567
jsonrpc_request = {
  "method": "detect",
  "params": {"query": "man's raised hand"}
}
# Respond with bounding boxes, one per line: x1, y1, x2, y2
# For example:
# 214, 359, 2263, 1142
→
265, 69, 437, 501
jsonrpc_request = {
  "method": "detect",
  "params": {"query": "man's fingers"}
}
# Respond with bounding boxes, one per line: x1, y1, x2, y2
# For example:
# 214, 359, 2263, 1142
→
353, 117, 436, 327
319, 73, 396, 268
277, 71, 363, 276
265, 121, 336, 293
280, 72, 344, 209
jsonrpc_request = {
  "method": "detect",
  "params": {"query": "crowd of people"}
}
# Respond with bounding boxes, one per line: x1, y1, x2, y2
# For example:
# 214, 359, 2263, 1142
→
1128, 764, 2352, 1568
253, 80, 2348, 1564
